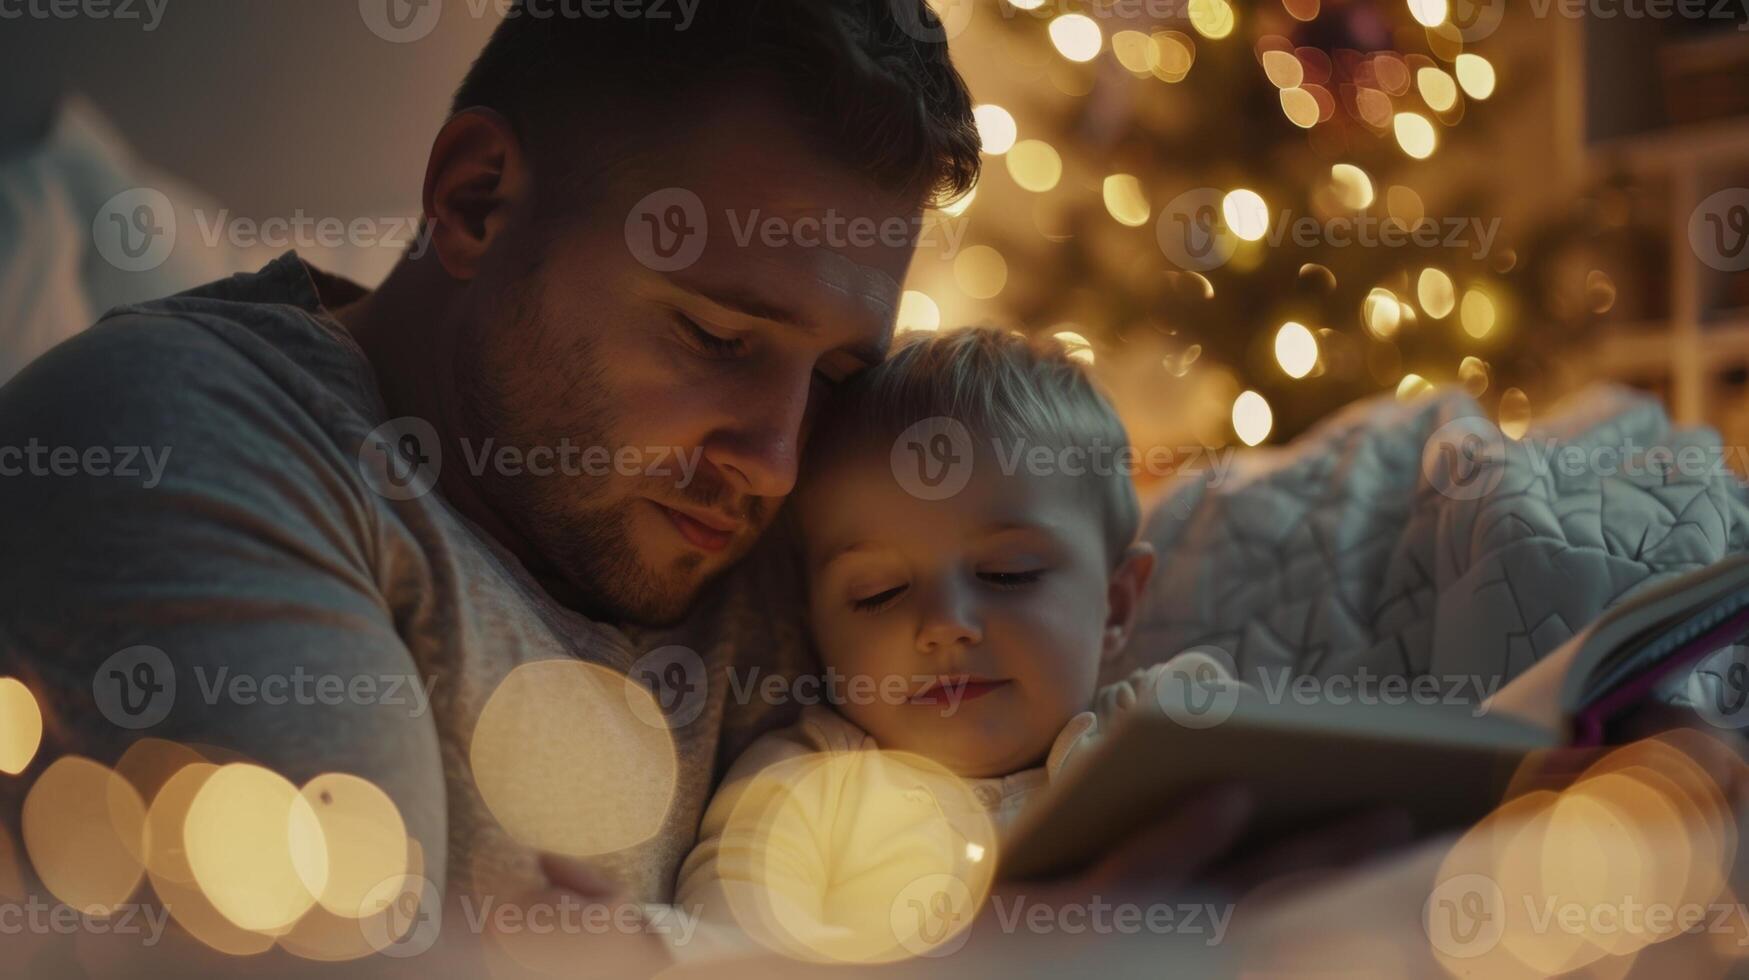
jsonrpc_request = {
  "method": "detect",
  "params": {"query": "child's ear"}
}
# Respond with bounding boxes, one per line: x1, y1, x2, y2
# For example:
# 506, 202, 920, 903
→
1101, 542, 1157, 664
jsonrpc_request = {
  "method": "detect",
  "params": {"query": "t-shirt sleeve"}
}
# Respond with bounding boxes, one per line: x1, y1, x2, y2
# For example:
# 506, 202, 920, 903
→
0, 313, 447, 888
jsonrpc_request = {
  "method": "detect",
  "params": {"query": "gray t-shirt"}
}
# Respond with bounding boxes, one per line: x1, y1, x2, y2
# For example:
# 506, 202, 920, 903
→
0, 252, 813, 904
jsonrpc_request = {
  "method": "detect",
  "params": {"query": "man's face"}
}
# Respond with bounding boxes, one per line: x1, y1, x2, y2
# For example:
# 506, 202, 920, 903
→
456, 97, 915, 625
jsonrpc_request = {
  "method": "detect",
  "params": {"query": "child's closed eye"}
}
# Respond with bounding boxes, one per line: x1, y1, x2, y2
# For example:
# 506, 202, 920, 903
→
851, 584, 907, 612
979, 570, 1044, 589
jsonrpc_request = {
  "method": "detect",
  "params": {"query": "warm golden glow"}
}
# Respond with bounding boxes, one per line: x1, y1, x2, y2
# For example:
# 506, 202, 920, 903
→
1006, 140, 1062, 193
1188, 0, 1236, 39
184, 763, 328, 933
954, 245, 1009, 300
941, 186, 976, 218
1261, 49, 1305, 89
1048, 13, 1102, 62
1417, 67, 1459, 112
1053, 329, 1095, 365
1232, 390, 1273, 446
1459, 356, 1490, 397
1417, 268, 1456, 319
1112, 30, 1158, 75
21, 756, 146, 915
896, 290, 942, 334
1280, 87, 1320, 128
1407, 0, 1448, 28
1396, 374, 1434, 401
1461, 287, 1497, 338
1274, 322, 1318, 379
471, 660, 679, 857
972, 104, 1017, 156
1364, 287, 1404, 340
1393, 112, 1438, 159
1102, 174, 1151, 227
1151, 31, 1196, 82
1222, 189, 1270, 242
1586, 270, 1618, 314
299, 773, 409, 919
0, 677, 42, 775
1330, 164, 1375, 210
146, 761, 280, 956
1455, 53, 1497, 100
1499, 387, 1531, 439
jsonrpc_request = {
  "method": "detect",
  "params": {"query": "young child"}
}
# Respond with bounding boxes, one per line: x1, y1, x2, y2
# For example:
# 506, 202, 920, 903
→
665, 327, 1176, 966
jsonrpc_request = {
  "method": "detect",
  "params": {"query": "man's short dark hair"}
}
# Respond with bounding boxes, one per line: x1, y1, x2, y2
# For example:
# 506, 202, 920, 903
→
452, 0, 982, 213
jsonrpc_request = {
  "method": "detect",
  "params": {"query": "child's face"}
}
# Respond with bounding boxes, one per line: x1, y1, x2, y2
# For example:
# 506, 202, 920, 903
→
799, 447, 1149, 778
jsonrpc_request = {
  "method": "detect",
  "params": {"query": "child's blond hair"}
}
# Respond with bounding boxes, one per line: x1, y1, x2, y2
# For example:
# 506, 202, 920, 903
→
803, 326, 1141, 561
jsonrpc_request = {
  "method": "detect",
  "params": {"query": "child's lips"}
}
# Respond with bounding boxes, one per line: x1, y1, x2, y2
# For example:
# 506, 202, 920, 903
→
908, 677, 1011, 705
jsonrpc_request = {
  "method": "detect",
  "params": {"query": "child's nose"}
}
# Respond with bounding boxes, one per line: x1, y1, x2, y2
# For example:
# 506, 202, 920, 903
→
915, 588, 984, 654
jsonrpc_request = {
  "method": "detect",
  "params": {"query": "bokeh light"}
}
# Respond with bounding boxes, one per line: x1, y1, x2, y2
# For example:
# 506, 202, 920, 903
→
1393, 112, 1438, 158
1275, 321, 1318, 379
1233, 390, 1273, 446
0, 677, 41, 775
1102, 174, 1151, 227
471, 659, 679, 857
896, 290, 941, 334
1222, 189, 1271, 242
22, 756, 146, 915
1006, 139, 1063, 192
1418, 268, 1456, 319
954, 245, 1009, 299
1048, 14, 1102, 62
972, 104, 1017, 155
1456, 53, 1497, 99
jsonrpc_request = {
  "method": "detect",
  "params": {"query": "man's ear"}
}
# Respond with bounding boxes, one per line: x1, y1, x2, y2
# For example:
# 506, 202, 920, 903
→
1101, 542, 1157, 664
420, 108, 531, 281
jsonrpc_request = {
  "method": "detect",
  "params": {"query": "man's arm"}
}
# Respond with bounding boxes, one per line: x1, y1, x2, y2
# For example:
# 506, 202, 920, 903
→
0, 314, 446, 892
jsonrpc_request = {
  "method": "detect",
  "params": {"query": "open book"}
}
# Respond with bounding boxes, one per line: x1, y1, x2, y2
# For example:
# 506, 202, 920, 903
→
999, 555, 1749, 882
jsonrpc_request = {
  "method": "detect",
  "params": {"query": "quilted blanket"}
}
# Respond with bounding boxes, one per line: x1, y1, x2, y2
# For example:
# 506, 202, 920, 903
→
1121, 385, 1749, 701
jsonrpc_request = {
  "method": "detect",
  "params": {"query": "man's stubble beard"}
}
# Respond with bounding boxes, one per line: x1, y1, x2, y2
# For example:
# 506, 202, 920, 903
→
454, 277, 715, 626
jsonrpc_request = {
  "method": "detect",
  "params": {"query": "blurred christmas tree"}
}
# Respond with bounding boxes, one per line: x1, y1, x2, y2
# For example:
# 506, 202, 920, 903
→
903, 0, 1568, 452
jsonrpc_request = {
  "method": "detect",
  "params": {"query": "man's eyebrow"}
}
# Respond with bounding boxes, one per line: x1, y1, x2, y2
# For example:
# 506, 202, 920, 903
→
679, 281, 888, 368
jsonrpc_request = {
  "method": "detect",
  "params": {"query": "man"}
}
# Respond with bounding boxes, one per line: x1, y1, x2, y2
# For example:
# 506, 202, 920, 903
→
1, 0, 972, 920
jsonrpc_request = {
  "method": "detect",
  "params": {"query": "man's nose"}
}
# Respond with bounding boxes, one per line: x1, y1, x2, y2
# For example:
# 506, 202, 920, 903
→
703, 376, 808, 500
